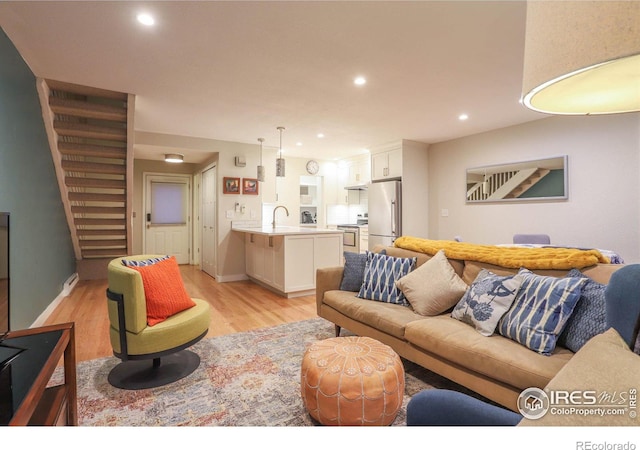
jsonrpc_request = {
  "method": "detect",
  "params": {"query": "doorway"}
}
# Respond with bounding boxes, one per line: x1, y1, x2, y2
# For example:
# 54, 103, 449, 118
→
201, 165, 217, 278
143, 173, 191, 264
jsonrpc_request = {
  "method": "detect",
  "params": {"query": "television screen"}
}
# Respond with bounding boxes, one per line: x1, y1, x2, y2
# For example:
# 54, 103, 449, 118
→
0, 213, 8, 338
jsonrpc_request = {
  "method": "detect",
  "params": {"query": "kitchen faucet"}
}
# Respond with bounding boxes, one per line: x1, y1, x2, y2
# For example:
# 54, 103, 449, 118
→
272, 205, 289, 228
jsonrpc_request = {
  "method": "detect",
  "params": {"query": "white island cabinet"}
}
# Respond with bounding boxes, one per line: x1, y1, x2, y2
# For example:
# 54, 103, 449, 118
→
233, 225, 343, 297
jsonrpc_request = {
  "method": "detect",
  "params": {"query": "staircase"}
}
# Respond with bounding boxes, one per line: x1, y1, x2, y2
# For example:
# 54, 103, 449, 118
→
37, 79, 134, 277
467, 167, 551, 201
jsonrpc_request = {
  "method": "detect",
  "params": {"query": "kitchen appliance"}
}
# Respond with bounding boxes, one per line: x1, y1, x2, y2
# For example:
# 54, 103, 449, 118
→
367, 180, 401, 250
301, 211, 315, 224
337, 225, 360, 253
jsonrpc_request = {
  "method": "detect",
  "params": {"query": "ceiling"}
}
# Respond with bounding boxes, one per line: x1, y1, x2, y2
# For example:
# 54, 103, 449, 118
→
0, 1, 546, 163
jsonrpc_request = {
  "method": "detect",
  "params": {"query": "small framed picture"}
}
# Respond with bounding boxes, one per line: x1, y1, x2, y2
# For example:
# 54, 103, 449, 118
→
223, 177, 241, 194
242, 178, 259, 195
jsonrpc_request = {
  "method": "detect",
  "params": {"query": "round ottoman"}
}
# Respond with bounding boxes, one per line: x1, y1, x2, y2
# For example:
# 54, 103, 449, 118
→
300, 336, 405, 426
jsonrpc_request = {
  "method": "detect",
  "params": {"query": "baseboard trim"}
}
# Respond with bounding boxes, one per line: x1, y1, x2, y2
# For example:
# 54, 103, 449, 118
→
216, 273, 249, 283
30, 272, 79, 328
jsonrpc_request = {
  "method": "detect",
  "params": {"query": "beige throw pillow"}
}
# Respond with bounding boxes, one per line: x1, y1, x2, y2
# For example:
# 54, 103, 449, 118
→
395, 249, 468, 316
519, 328, 640, 426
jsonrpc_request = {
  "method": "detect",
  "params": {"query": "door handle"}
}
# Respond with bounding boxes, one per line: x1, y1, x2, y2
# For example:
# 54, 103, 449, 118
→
146, 213, 151, 222
391, 200, 396, 234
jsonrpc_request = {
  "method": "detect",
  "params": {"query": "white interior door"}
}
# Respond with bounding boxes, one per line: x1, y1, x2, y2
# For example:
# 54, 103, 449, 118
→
144, 174, 191, 264
201, 165, 217, 278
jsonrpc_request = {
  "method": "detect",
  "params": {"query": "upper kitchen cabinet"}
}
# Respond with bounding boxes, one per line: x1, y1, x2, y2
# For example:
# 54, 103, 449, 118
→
346, 155, 371, 187
371, 147, 402, 181
370, 140, 428, 182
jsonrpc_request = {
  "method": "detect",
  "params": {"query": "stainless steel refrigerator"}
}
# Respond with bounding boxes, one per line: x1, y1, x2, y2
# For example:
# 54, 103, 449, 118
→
367, 180, 402, 250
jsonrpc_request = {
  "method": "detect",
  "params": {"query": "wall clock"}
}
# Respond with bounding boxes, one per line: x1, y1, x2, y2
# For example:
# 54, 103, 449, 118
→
306, 160, 319, 175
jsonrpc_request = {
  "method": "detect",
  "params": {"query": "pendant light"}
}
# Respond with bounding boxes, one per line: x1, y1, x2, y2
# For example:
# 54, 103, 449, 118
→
276, 126, 285, 177
521, 1, 640, 115
257, 138, 265, 182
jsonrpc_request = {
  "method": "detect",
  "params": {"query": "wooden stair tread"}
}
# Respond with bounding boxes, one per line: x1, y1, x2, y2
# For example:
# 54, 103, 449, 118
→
54, 121, 127, 141
68, 192, 126, 202
62, 160, 126, 175
58, 142, 126, 159
76, 229, 126, 236
79, 239, 127, 247
65, 177, 126, 189
46, 79, 128, 101
71, 206, 126, 215
74, 218, 126, 226
49, 97, 127, 122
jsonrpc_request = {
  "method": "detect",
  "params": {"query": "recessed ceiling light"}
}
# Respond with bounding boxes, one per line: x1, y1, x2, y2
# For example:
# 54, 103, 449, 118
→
137, 13, 155, 26
458, 114, 469, 121
317, 133, 325, 138
296, 142, 303, 146
354, 76, 367, 86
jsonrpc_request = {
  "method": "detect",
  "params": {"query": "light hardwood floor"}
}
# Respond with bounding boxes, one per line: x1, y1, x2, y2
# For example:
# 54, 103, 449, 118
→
43, 265, 318, 362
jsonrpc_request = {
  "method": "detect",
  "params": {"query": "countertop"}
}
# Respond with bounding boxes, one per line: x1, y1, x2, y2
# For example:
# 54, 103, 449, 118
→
232, 225, 344, 236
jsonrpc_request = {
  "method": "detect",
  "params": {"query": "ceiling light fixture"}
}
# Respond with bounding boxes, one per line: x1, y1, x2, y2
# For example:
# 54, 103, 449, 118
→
257, 138, 265, 182
521, 1, 640, 115
164, 153, 183, 163
276, 127, 286, 177
136, 13, 155, 26
317, 133, 324, 139
458, 113, 469, 121
354, 76, 367, 86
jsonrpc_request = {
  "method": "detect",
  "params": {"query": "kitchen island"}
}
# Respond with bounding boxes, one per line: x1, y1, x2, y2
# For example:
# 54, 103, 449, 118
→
232, 224, 344, 297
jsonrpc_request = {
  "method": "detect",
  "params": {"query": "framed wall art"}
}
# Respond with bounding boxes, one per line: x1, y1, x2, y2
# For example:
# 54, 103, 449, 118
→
223, 177, 240, 194
242, 178, 259, 195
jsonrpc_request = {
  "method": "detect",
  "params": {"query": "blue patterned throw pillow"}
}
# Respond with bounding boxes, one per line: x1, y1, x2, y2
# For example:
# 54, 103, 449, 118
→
340, 250, 385, 292
451, 269, 523, 336
357, 252, 417, 306
122, 255, 170, 267
497, 268, 587, 355
556, 269, 607, 353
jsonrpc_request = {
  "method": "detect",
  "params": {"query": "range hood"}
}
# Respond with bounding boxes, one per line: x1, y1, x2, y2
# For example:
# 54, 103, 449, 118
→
344, 184, 368, 190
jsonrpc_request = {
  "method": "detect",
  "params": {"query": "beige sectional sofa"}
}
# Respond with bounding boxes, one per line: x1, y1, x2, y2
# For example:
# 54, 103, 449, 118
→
315, 245, 624, 412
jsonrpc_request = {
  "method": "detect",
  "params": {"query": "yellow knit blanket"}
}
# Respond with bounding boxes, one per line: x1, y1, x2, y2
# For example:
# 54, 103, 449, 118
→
393, 236, 610, 270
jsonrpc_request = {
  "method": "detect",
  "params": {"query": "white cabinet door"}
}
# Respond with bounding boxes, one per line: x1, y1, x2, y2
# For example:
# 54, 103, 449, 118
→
386, 148, 403, 179
245, 233, 266, 281
347, 157, 371, 185
371, 149, 402, 181
336, 163, 349, 204
314, 234, 343, 269
371, 152, 388, 181
284, 235, 316, 291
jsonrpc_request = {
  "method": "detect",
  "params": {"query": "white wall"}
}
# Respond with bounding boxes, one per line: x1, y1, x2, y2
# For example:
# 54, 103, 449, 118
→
427, 113, 640, 263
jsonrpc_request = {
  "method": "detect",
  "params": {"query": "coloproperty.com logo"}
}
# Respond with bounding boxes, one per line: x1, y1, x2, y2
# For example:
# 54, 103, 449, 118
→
517, 387, 638, 420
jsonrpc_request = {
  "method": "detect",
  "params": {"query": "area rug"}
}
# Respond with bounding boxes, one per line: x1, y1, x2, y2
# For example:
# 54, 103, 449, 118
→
58, 318, 480, 426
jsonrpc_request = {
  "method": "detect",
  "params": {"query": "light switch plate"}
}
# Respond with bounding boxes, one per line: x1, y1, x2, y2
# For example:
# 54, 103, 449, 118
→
226, 210, 234, 219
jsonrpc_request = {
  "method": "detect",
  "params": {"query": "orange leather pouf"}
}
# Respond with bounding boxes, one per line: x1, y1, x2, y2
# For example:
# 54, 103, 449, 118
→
300, 336, 405, 426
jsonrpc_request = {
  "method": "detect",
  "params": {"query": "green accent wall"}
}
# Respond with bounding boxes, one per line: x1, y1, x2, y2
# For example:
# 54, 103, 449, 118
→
0, 28, 75, 330
519, 169, 565, 198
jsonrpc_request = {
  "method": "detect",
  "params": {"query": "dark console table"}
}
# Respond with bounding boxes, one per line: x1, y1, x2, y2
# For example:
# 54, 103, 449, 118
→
0, 322, 77, 426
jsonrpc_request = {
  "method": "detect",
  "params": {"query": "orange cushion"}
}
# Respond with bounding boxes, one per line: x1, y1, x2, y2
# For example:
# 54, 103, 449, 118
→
129, 256, 196, 326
